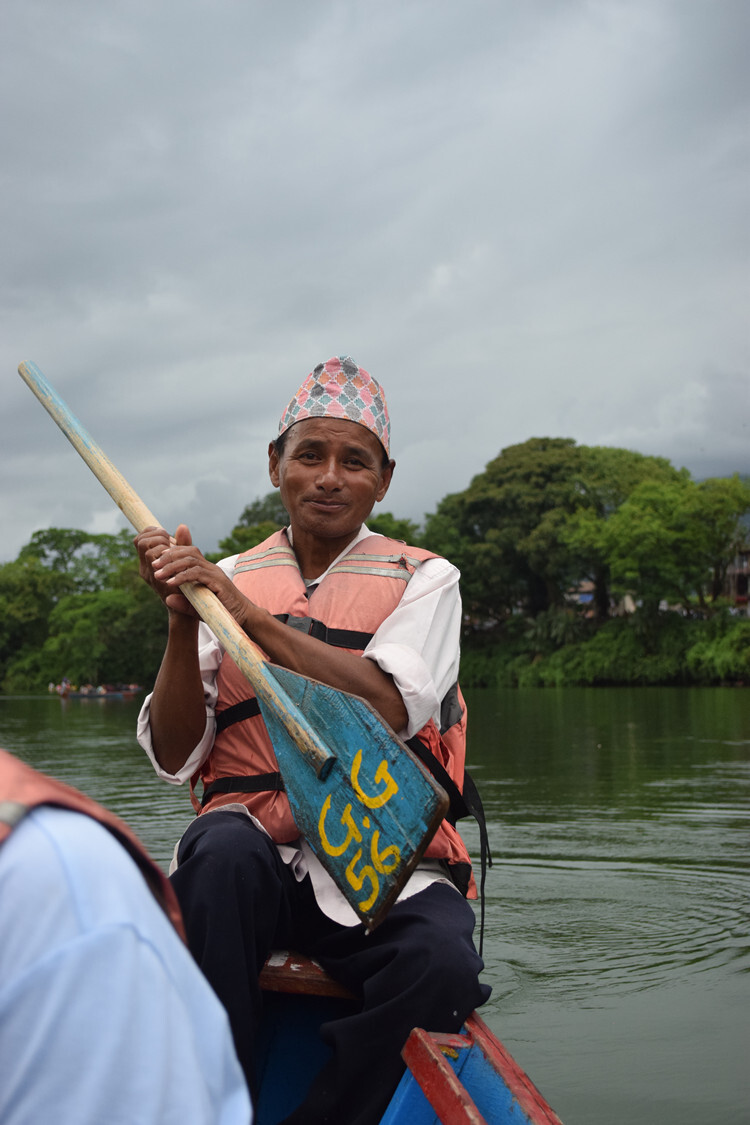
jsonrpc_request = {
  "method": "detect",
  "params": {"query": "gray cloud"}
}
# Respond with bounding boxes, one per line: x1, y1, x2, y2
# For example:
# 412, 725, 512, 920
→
2, 0, 748, 561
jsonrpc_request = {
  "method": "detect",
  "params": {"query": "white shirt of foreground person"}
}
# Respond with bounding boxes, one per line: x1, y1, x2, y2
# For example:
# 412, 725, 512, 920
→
137, 524, 463, 925
0, 806, 251, 1125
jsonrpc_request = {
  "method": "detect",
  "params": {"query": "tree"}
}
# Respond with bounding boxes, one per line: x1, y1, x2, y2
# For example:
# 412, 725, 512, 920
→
560, 447, 683, 618
689, 476, 750, 604
216, 492, 288, 556
26, 581, 168, 690
1, 531, 167, 692
603, 474, 750, 616
18, 528, 136, 593
34, 590, 134, 686
367, 512, 423, 543
423, 438, 587, 621
235, 493, 289, 528
422, 439, 695, 627
0, 556, 67, 689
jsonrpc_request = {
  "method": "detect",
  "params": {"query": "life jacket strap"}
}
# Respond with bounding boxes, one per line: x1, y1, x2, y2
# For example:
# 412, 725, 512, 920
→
273, 613, 374, 650
405, 734, 492, 957
215, 698, 262, 734
200, 772, 285, 808
214, 613, 374, 738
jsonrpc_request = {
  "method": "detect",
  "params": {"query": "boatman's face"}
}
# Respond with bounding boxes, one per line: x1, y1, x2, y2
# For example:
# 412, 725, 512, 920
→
268, 418, 394, 544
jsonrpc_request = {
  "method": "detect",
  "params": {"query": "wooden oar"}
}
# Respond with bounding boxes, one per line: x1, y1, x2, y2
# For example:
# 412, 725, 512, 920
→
18, 361, 449, 929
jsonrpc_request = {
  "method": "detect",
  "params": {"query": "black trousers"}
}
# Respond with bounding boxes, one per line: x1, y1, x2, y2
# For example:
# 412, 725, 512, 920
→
171, 810, 490, 1125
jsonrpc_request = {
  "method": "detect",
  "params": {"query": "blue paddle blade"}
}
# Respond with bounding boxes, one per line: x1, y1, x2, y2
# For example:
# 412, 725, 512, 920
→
259, 663, 449, 930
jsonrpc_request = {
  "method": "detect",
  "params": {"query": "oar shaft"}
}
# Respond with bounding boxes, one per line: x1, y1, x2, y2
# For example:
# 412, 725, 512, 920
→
18, 362, 162, 532
18, 361, 334, 777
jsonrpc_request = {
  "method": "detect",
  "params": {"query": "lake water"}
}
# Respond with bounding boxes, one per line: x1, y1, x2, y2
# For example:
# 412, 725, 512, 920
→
1, 687, 748, 1124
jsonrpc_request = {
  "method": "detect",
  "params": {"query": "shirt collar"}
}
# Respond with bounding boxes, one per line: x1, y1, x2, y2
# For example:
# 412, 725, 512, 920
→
285, 524, 370, 585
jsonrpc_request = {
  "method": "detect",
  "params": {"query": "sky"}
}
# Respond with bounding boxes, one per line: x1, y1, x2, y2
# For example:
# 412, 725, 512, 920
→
2, 0, 748, 563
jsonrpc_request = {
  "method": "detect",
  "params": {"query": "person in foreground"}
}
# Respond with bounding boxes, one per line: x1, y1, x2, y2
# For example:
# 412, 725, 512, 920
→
0, 748, 251, 1125
135, 356, 490, 1124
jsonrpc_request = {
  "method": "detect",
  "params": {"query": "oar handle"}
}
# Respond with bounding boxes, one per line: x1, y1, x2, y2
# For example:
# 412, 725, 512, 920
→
18, 361, 334, 777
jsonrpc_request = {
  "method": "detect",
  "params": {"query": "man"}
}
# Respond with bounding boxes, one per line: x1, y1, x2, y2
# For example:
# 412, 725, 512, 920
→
0, 749, 251, 1125
135, 356, 489, 1124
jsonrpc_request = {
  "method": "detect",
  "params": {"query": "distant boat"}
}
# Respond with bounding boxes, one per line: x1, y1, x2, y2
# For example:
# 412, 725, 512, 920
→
256, 951, 563, 1124
60, 685, 143, 701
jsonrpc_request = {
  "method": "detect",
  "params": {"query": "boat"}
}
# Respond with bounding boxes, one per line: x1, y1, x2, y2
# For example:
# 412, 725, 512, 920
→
61, 685, 144, 701
256, 951, 563, 1124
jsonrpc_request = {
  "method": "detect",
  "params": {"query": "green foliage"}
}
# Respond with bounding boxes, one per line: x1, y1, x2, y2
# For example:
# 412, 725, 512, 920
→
684, 613, 750, 683
425, 438, 686, 624
39, 590, 138, 686
523, 606, 591, 650
216, 491, 288, 556
421, 494, 470, 567
3, 581, 168, 693
458, 643, 508, 688
216, 521, 284, 557
236, 493, 289, 526
19, 528, 136, 593
690, 476, 750, 602
603, 474, 750, 615
367, 512, 423, 543
3, 443, 749, 693
560, 446, 681, 617
1, 530, 166, 692
458, 611, 750, 689
0, 555, 68, 689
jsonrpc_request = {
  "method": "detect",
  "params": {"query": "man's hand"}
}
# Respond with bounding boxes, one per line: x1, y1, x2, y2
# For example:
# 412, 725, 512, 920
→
136, 523, 254, 627
135, 524, 197, 617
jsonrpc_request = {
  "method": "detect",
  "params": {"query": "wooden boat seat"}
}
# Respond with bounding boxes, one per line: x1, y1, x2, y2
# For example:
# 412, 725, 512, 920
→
260, 949, 356, 999
255, 950, 358, 1123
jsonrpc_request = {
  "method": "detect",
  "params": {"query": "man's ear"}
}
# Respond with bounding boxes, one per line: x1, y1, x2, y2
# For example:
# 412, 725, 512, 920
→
268, 441, 280, 487
375, 459, 396, 503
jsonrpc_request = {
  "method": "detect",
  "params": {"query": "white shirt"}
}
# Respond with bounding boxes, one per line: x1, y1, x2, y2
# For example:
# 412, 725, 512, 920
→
137, 525, 462, 924
0, 806, 251, 1125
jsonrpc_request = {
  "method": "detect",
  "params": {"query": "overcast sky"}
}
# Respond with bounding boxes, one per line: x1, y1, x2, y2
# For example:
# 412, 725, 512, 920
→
2, 0, 748, 563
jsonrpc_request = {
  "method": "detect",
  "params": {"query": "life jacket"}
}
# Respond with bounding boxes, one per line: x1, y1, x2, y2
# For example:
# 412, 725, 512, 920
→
192, 530, 481, 898
0, 748, 185, 940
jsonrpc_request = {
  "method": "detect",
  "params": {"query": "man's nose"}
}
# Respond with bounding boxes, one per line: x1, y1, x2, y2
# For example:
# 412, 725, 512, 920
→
316, 457, 342, 487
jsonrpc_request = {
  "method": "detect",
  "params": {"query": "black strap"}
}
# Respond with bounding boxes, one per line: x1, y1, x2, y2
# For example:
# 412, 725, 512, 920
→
215, 698, 261, 734
273, 614, 373, 651
406, 735, 492, 957
200, 772, 285, 808
214, 615, 374, 737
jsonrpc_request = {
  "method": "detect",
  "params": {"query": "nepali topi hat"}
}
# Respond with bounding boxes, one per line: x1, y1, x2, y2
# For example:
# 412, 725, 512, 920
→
278, 356, 390, 456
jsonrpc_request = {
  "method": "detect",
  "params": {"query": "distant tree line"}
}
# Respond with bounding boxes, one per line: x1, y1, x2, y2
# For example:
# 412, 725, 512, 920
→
416, 439, 750, 687
1, 438, 748, 693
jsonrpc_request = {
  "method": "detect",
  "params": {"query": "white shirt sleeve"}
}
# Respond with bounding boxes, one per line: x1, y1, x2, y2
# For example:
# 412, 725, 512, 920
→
0, 807, 251, 1125
363, 554, 462, 738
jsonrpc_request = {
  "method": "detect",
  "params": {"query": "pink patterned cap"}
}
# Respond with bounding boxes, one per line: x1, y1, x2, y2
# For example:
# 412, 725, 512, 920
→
278, 356, 391, 456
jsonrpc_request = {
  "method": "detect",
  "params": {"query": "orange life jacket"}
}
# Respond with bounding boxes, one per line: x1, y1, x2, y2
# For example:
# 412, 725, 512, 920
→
192, 530, 477, 897
0, 748, 185, 939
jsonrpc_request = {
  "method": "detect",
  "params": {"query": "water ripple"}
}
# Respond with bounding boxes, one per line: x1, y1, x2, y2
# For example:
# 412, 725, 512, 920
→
482, 853, 750, 1003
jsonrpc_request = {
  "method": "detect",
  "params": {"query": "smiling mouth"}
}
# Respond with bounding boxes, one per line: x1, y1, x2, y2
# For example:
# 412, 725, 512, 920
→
304, 501, 349, 519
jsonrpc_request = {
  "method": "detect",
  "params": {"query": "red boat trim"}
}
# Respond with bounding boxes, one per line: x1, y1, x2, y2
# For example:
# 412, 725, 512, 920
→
461, 1014, 562, 1125
402, 1027, 489, 1124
